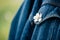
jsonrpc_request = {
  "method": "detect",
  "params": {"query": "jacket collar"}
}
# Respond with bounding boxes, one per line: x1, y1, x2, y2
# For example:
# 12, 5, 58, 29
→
39, 7, 60, 24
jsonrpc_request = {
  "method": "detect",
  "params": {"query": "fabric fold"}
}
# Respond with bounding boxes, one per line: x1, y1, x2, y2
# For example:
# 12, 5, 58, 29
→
9, 0, 60, 40
42, 0, 60, 7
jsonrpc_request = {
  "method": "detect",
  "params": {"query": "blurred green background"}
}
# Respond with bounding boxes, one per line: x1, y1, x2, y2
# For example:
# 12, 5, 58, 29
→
0, 0, 23, 40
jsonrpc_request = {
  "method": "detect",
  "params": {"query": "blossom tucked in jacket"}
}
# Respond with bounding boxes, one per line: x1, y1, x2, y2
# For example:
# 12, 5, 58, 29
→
9, 0, 60, 40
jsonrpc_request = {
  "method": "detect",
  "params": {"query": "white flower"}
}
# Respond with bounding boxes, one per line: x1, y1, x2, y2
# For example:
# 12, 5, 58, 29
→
33, 13, 42, 24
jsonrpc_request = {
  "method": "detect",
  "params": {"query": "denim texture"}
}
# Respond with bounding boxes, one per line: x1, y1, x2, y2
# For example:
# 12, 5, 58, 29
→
9, 0, 60, 40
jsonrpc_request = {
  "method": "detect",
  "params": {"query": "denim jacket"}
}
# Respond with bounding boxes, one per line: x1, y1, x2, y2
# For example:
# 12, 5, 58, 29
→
9, 0, 60, 40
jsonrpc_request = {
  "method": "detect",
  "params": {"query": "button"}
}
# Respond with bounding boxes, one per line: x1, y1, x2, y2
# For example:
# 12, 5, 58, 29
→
33, 12, 42, 24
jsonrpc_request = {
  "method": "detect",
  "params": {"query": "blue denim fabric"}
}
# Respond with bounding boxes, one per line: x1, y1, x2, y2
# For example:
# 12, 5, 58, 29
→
9, 0, 60, 40
42, 0, 60, 7
20, 0, 42, 40
15, 0, 34, 40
